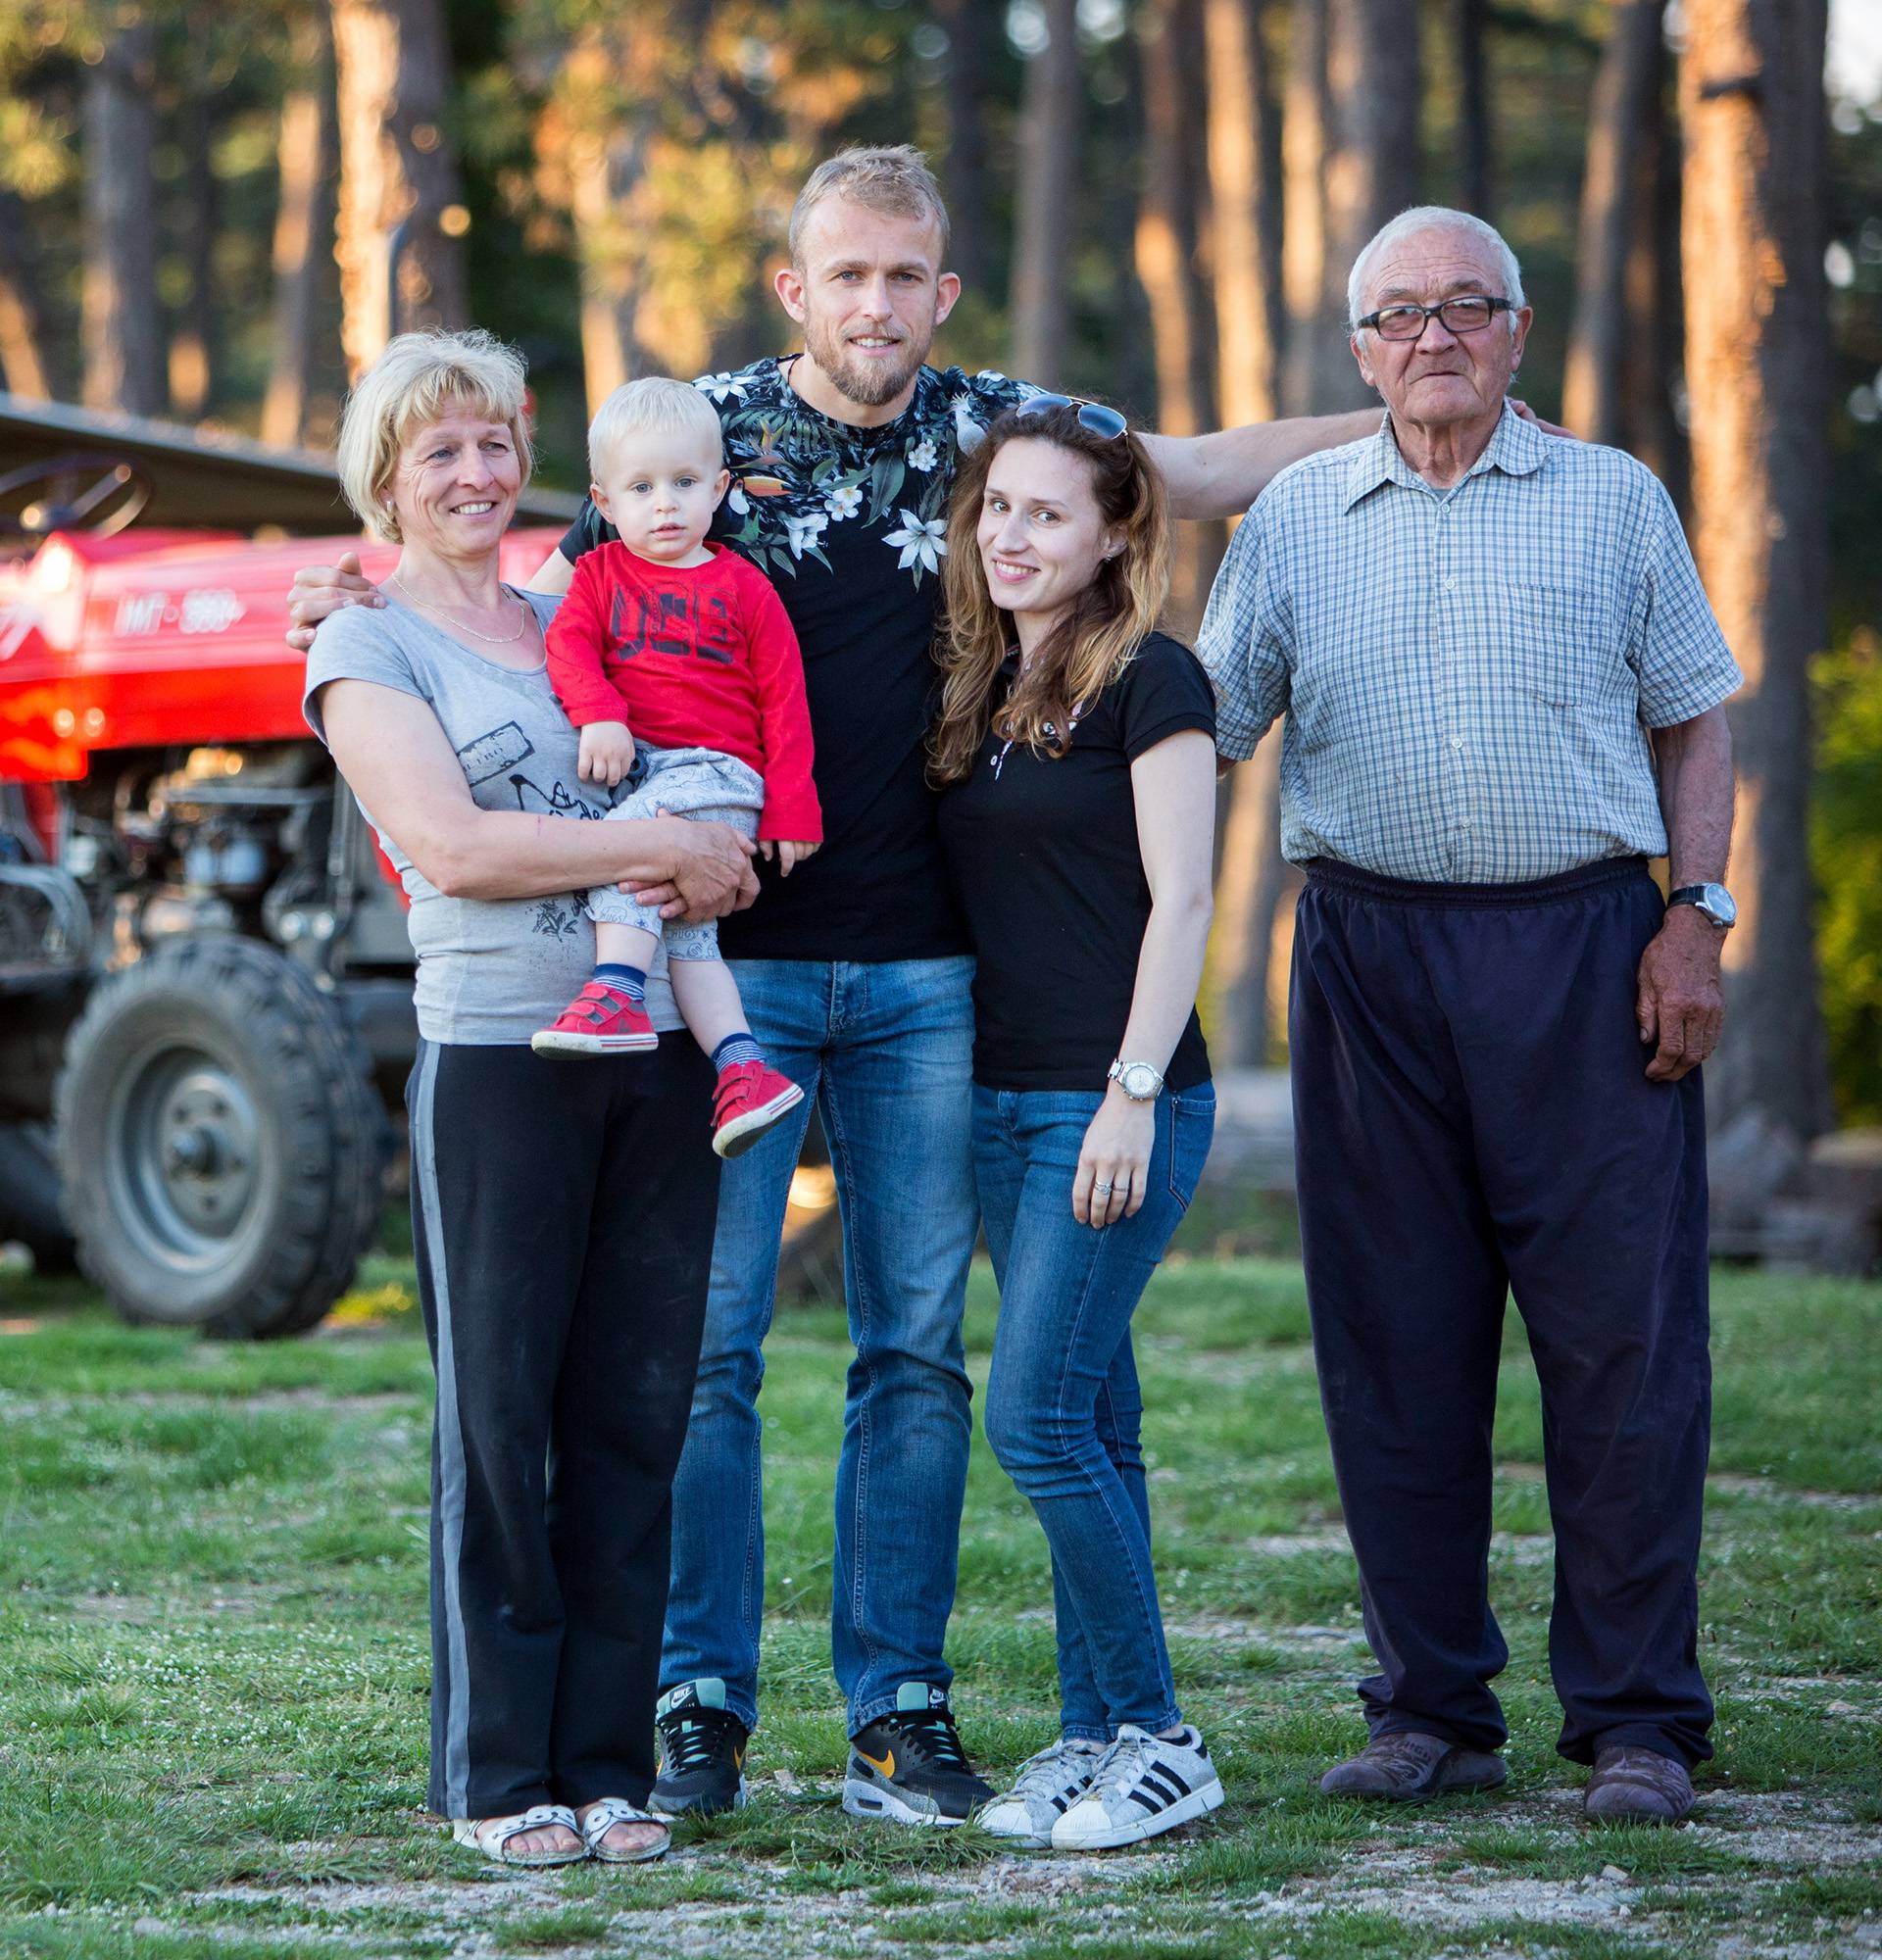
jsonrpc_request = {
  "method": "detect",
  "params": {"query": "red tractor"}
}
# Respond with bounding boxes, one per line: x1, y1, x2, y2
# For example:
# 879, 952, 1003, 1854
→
0, 394, 575, 1334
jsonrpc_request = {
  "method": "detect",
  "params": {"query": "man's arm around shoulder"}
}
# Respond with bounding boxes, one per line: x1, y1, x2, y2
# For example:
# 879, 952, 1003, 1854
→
528, 545, 575, 596
1144, 410, 1377, 522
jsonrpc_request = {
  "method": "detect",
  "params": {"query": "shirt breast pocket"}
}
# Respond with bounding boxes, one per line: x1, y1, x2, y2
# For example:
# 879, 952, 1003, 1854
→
1502, 582, 1615, 708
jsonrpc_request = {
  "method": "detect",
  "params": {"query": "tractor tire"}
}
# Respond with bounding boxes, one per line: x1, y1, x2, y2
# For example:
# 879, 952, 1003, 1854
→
0, 1122, 77, 1274
55, 938, 388, 1338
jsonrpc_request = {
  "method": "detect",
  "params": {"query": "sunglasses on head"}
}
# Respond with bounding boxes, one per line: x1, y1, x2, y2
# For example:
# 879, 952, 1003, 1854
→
1015, 393, 1129, 441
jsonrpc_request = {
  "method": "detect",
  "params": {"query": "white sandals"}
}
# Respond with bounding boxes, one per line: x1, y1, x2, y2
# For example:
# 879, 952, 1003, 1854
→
450, 1803, 587, 1867
577, 1795, 671, 1865
448, 1796, 671, 1868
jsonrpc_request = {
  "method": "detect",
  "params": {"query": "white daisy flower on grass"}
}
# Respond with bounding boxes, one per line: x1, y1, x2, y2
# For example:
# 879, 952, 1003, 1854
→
883, 510, 947, 574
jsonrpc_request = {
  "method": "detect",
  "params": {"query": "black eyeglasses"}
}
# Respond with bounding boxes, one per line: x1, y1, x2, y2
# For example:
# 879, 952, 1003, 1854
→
1356, 295, 1515, 341
1015, 393, 1128, 440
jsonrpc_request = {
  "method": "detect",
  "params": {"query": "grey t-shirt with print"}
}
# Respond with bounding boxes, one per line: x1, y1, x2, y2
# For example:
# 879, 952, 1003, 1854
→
302, 591, 681, 1045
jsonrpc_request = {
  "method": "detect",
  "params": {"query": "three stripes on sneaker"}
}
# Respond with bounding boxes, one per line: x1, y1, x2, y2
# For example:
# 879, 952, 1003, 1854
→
980, 1724, 1223, 1850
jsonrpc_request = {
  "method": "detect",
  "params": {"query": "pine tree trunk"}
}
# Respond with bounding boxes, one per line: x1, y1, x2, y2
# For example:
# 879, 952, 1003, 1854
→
1138, 0, 1222, 634
1010, 0, 1083, 387
1679, 0, 1833, 1142
1138, 0, 1206, 573
1204, 0, 1282, 427
1201, 0, 1289, 1065
556, 33, 652, 415
1280, 0, 1331, 416
1317, 0, 1419, 411
1627, 68, 1690, 511
1212, 728, 1291, 1067
81, 20, 166, 416
1176, 0, 1218, 428
570, 121, 651, 415
0, 191, 53, 400
170, 81, 220, 419
1563, 0, 1663, 445
1138, 0, 1205, 444
1457, 0, 1492, 218
331, 0, 469, 380
931, 0, 992, 294
1108, 31, 1153, 419
263, 16, 336, 447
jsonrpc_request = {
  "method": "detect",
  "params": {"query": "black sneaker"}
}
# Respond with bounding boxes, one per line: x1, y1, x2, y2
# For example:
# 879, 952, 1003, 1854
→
649, 1679, 749, 1816
843, 1684, 994, 1827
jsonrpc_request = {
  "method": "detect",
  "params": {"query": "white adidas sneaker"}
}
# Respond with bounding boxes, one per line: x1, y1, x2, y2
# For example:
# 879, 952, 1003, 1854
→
976, 1738, 1105, 1848
1050, 1724, 1223, 1850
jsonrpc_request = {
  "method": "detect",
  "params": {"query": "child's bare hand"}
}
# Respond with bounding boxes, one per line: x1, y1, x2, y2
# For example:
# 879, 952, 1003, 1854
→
578, 720, 636, 788
760, 840, 821, 875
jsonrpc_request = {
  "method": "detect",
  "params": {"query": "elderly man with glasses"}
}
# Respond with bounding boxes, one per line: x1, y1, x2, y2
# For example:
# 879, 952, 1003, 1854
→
1201, 206, 1741, 1825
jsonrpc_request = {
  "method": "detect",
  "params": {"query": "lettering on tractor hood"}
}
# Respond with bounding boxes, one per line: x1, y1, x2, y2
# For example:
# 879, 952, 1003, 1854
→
113, 589, 249, 637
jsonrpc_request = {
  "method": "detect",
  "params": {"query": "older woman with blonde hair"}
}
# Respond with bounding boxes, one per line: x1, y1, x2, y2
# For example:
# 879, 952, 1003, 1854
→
931, 398, 1221, 1850
304, 329, 757, 1867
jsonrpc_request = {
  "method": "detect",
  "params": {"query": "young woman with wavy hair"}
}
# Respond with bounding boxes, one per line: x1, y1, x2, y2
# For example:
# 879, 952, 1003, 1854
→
932, 399, 1222, 1850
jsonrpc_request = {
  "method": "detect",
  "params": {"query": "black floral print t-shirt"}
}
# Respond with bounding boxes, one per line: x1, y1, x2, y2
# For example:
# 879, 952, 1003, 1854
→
561, 356, 1035, 962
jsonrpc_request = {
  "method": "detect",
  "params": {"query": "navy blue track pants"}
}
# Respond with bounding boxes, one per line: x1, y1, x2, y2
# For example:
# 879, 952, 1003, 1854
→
1290, 856, 1714, 1769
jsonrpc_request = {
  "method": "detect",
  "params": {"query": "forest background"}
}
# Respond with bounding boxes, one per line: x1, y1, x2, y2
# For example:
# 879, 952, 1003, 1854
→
2, 0, 1878, 1144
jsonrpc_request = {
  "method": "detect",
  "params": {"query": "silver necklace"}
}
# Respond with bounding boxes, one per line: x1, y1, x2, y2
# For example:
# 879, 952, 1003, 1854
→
386, 573, 530, 645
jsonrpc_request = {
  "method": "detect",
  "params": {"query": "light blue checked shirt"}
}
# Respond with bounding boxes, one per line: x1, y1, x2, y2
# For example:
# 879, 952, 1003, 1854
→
1198, 405, 1743, 883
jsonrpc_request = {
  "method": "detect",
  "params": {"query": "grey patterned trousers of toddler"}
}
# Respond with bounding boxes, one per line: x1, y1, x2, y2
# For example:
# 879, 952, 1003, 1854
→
589, 743, 766, 959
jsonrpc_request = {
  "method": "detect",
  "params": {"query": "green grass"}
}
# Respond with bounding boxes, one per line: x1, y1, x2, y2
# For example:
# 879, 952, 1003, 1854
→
0, 1250, 1877, 1958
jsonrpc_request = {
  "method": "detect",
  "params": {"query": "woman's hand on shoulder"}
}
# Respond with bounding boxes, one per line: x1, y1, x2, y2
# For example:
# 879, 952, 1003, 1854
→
1073, 1086, 1156, 1228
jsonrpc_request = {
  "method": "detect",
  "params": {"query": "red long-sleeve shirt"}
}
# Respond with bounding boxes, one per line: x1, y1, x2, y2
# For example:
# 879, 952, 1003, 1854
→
546, 542, 822, 842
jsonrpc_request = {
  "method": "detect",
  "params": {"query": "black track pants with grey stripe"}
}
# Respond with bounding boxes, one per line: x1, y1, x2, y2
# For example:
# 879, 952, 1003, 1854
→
408, 1037, 719, 1820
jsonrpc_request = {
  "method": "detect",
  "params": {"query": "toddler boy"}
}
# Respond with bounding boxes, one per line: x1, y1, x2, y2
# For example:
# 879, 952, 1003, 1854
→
533, 377, 821, 1159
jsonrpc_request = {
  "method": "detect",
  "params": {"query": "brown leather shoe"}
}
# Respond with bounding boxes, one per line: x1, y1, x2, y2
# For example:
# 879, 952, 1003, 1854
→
1584, 1744, 1695, 1824
1319, 1730, 1508, 1801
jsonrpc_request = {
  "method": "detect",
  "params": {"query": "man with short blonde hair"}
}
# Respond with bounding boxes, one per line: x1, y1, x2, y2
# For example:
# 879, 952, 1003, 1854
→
788, 143, 950, 265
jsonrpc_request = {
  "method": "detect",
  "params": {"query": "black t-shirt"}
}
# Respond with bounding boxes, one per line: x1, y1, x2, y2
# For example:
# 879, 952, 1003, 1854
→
935, 631, 1216, 1093
561, 356, 1034, 962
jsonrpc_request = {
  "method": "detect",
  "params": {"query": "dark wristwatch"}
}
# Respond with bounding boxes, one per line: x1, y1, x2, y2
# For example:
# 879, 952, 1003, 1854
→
1667, 883, 1737, 929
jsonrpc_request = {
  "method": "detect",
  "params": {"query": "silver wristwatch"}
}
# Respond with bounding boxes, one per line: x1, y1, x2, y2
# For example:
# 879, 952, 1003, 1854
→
1107, 1057, 1165, 1102
1666, 882, 1737, 928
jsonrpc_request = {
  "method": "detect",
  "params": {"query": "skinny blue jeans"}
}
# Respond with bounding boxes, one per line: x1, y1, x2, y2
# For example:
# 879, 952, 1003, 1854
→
973, 1081, 1215, 1741
661, 956, 979, 1734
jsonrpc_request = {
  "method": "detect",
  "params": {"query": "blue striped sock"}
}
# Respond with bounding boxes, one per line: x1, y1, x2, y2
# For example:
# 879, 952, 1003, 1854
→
712, 1032, 764, 1072
594, 962, 646, 1004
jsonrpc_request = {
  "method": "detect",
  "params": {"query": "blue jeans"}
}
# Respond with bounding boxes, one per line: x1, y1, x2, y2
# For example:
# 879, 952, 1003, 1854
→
973, 1082, 1215, 1741
662, 956, 979, 1733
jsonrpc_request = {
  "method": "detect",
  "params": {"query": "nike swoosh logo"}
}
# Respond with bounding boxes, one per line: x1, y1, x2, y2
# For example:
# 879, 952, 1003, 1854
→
857, 1746, 896, 1778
